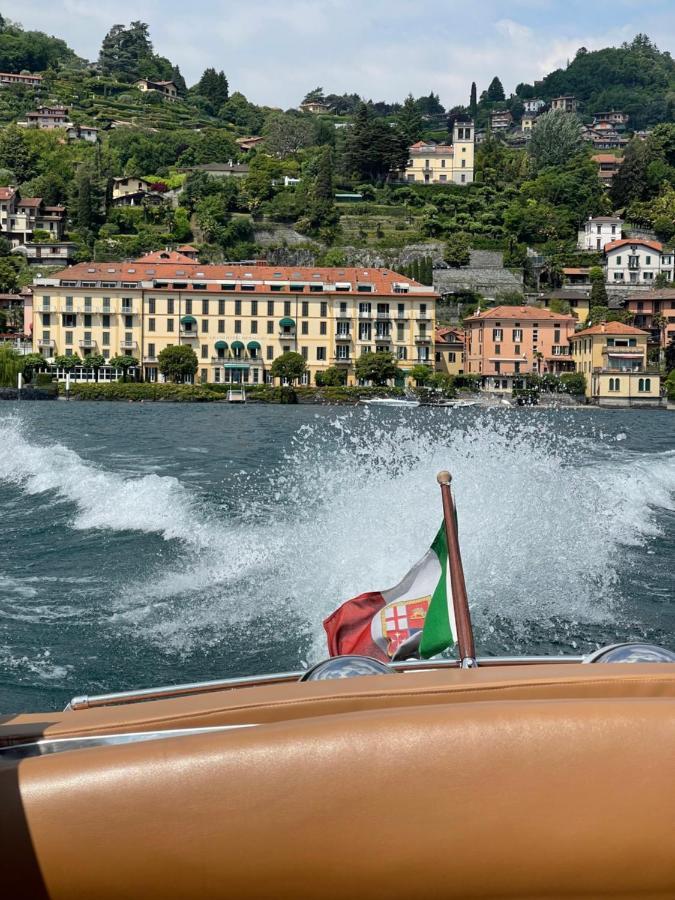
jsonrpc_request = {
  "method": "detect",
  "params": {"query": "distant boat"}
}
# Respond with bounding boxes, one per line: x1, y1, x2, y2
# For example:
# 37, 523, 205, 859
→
360, 397, 420, 408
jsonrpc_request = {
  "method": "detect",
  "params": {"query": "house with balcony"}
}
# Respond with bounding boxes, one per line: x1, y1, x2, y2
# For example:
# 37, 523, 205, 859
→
135, 79, 179, 101
11, 241, 77, 267
578, 216, 623, 252
19, 106, 71, 130
592, 111, 629, 129
490, 110, 513, 130
0, 72, 42, 88
604, 238, 673, 288
627, 289, 675, 349
551, 96, 578, 113
523, 99, 546, 114
592, 154, 623, 187
569, 322, 661, 406
396, 121, 475, 185
66, 124, 99, 143
0, 188, 66, 246
464, 305, 576, 393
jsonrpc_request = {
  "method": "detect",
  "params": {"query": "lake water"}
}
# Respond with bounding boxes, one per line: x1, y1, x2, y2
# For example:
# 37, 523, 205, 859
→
0, 401, 674, 713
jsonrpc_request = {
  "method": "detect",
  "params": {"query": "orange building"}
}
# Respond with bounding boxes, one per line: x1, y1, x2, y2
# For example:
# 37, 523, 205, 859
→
627, 289, 675, 348
464, 306, 576, 391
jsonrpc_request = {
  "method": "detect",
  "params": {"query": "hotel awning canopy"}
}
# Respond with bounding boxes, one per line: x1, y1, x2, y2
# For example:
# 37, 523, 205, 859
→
607, 353, 643, 359
214, 340, 228, 350
247, 341, 261, 351
180, 315, 196, 325
230, 340, 245, 350
279, 317, 295, 327
224, 363, 250, 369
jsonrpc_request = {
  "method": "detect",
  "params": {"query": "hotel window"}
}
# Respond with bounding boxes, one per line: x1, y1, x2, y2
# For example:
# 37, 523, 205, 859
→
267, 346, 274, 360
448, 352, 456, 362
398, 303, 405, 318
302, 321, 309, 335
441, 159, 446, 168
514, 362, 521, 374
494, 345, 501, 355
250, 300, 258, 315
125, 332, 133, 345
316, 347, 326, 361
62, 313, 76, 327
614, 272, 624, 281
218, 319, 225, 333
321, 302, 328, 317
42, 296, 50, 312
460, 174, 466, 183
84, 297, 92, 313
234, 320, 241, 333
494, 362, 500, 374
267, 300, 275, 315
201, 299, 209, 315
638, 378, 651, 392
65, 331, 73, 345
167, 318, 174, 332
184, 299, 192, 314
514, 344, 521, 355
554, 329, 560, 343
201, 345, 208, 359
147, 343, 155, 358
397, 347, 407, 360
167, 298, 175, 314
628, 256, 639, 270
644, 272, 653, 280
284, 301, 291, 316
397, 324, 405, 341
125, 315, 133, 329
218, 299, 226, 315
148, 298, 156, 314
201, 319, 208, 332
251, 321, 258, 334
102, 332, 110, 346
65, 296, 73, 312
492, 329, 503, 342
512, 329, 522, 342
148, 318, 155, 332
42, 313, 51, 326
234, 300, 241, 315
336, 345, 349, 360
267, 320, 274, 334
200, 369, 207, 383
301, 346, 308, 360
214, 369, 221, 383
461, 160, 466, 168
301, 301, 309, 317
320, 321, 327, 335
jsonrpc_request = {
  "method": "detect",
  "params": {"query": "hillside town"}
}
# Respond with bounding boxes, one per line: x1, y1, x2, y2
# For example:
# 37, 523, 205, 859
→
0, 17, 673, 406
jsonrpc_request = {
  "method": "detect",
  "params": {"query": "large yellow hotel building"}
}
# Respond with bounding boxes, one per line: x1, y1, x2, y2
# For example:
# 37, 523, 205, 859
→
33, 251, 437, 385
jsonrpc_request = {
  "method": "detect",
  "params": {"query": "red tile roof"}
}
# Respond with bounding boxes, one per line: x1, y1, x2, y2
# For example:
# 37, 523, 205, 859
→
435, 327, 464, 343
572, 322, 648, 338
591, 154, 623, 164
604, 238, 663, 253
627, 289, 675, 301
466, 305, 575, 322
48, 259, 436, 297
563, 267, 591, 275
0, 187, 16, 200
17, 197, 42, 208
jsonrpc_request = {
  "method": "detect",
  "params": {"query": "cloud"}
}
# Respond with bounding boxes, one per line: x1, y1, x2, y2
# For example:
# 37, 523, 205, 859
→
11, 0, 675, 108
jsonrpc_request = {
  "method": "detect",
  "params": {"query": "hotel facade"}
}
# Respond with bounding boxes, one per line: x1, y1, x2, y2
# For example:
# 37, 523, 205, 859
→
32, 252, 437, 385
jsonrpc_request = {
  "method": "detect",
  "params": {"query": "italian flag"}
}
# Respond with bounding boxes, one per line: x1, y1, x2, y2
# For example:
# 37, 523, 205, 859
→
323, 526, 457, 662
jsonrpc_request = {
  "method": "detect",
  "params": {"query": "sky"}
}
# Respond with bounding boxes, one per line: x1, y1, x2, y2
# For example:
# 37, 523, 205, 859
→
9, 0, 675, 109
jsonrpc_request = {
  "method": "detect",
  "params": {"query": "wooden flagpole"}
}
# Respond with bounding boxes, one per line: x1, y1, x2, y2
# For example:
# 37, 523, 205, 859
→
437, 471, 477, 668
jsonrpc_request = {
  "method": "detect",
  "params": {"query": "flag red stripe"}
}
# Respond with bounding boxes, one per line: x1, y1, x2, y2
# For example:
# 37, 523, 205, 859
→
322, 591, 388, 661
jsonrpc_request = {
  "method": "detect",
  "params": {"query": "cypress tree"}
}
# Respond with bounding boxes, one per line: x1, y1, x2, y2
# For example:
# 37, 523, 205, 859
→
469, 82, 478, 118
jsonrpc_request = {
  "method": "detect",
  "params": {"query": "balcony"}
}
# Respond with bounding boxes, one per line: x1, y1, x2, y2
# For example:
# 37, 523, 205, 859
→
336, 313, 351, 321
376, 312, 391, 320
415, 357, 431, 365
331, 356, 352, 365
279, 330, 296, 339
120, 340, 137, 350
38, 338, 55, 348
79, 338, 97, 349
358, 311, 372, 319
335, 332, 352, 341
143, 356, 158, 364
374, 333, 392, 342
415, 334, 431, 343
415, 312, 432, 322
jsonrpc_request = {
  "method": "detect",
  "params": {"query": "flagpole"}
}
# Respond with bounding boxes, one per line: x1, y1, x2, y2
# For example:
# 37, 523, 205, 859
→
437, 471, 477, 668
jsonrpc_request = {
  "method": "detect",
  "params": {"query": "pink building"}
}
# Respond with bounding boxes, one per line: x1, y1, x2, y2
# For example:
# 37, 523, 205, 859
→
465, 306, 576, 389
627, 289, 675, 348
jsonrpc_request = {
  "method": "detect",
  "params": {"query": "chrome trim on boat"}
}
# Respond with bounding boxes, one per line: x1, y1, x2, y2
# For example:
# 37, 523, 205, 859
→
0, 724, 256, 760
66, 656, 586, 711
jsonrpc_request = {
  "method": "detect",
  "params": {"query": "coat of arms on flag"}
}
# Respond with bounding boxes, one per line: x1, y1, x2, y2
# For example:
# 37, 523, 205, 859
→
323, 526, 457, 662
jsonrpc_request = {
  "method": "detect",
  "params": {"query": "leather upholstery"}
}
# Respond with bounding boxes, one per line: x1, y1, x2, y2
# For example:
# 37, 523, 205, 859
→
2, 664, 675, 898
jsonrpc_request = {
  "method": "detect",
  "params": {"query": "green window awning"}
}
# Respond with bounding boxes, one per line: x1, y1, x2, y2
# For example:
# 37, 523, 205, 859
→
230, 340, 245, 350
181, 315, 197, 325
224, 363, 250, 369
247, 341, 261, 351
214, 340, 228, 350
279, 317, 295, 327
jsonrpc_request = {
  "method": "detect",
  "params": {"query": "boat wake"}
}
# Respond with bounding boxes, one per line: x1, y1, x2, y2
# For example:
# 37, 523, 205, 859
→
0, 411, 674, 664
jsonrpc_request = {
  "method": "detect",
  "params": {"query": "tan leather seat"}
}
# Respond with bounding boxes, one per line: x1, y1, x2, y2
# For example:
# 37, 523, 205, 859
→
2, 665, 675, 898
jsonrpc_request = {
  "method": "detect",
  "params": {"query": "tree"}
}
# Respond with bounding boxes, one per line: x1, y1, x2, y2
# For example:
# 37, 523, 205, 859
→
529, 110, 583, 170
0, 126, 37, 182
315, 366, 346, 386
70, 162, 105, 241
655, 272, 670, 289
486, 77, 506, 102
262, 112, 315, 158
665, 338, 675, 374
409, 364, 433, 385
469, 82, 478, 119
397, 95, 423, 144
0, 257, 20, 293
0, 344, 22, 387
271, 351, 306, 384
21, 352, 46, 381
83, 353, 106, 381
589, 266, 608, 306
110, 354, 139, 382
302, 87, 325, 105
354, 351, 398, 385
157, 345, 197, 383
610, 139, 651, 207
54, 354, 82, 370
559, 372, 587, 396
193, 68, 229, 110
301, 147, 338, 234
342, 103, 408, 182
444, 232, 471, 268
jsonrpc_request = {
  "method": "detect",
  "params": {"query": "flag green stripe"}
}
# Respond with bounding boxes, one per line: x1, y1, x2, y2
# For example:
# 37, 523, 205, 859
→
419, 527, 455, 659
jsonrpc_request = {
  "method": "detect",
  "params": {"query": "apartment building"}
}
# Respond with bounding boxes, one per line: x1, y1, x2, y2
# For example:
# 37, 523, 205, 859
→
32, 252, 437, 385
465, 306, 576, 392
569, 322, 660, 406
604, 239, 674, 286
397, 120, 475, 185
0, 188, 66, 246
19, 105, 71, 129
0, 72, 42, 88
551, 96, 578, 113
434, 328, 464, 376
627, 289, 675, 348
